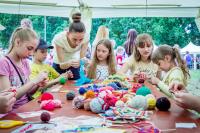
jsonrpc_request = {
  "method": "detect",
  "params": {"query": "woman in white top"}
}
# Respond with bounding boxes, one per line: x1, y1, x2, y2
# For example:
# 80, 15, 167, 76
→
52, 13, 89, 80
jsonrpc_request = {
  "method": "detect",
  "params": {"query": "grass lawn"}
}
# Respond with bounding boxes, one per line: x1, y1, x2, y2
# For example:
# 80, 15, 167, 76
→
187, 69, 200, 95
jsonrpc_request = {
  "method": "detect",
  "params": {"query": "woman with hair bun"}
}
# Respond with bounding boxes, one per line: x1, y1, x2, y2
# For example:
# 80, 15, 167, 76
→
52, 13, 89, 80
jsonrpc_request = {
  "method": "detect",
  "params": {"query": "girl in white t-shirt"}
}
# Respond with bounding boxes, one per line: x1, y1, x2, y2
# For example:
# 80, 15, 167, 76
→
87, 39, 116, 80
118, 33, 159, 82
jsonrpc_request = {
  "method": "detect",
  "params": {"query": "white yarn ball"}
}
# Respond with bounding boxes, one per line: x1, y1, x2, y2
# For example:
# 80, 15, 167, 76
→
130, 95, 147, 110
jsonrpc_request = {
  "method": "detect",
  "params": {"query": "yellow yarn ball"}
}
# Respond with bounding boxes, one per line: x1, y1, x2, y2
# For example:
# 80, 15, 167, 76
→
147, 97, 156, 110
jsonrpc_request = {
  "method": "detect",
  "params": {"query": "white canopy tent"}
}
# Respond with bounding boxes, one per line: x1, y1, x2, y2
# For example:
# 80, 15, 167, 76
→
181, 42, 200, 70
0, 0, 199, 18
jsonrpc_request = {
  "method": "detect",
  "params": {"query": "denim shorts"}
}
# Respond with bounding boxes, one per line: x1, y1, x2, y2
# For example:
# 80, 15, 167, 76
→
53, 63, 80, 80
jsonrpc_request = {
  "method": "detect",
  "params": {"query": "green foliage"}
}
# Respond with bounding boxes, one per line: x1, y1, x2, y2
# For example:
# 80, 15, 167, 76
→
0, 13, 199, 49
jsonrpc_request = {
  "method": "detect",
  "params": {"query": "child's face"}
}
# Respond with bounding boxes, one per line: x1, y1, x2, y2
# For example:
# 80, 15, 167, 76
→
96, 44, 109, 62
18, 38, 38, 58
137, 42, 153, 60
34, 49, 48, 62
157, 57, 171, 72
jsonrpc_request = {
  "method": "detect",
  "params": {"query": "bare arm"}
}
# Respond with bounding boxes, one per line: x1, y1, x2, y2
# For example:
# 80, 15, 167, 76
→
80, 40, 89, 58
117, 62, 130, 75
0, 76, 36, 99
55, 44, 71, 69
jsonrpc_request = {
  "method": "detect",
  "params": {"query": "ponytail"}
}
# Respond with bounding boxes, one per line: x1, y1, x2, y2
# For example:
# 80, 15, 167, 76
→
173, 47, 190, 79
8, 27, 38, 54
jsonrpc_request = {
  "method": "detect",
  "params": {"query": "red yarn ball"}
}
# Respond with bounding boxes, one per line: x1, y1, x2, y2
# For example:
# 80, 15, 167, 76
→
40, 92, 54, 102
41, 101, 55, 111
40, 112, 51, 123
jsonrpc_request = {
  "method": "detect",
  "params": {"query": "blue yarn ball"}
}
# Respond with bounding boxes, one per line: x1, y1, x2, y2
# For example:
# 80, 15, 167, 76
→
79, 87, 87, 95
105, 109, 115, 117
114, 81, 121, 88
136, 86, 151, 96
90, 98, 104, 113
66, 91, 75, 100
108, 83, 120, 90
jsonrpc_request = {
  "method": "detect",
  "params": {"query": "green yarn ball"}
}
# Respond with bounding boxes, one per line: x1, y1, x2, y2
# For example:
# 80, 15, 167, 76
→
59, 77, 66, 84
136, 86, 151, 96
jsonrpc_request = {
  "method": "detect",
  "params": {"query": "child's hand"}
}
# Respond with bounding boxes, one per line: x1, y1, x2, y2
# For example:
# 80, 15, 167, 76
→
66, 70, 73, 79
32, 71, 48, 86
133, 71, 148, 83
150, 76, 160, 85
169, 82, 187, 93
0, 91, 16, 113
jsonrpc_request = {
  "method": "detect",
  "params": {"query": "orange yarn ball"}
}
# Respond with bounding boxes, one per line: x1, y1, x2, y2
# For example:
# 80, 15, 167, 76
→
85, 90, 95, 99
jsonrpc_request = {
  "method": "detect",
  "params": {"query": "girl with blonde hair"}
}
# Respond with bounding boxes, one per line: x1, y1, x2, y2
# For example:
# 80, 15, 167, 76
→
0, 27, 47, 110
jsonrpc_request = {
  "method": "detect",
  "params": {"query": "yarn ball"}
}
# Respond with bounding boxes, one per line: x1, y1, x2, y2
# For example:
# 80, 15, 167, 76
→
59, 77, 66, 84
90, 98, 104, 113
40, 92, 54, 102
130, 95, 147, 110
145, 94, 156, 99
105, 109, 115, 117
40, 112, 51, 123
103, 94, 118, 110
41, 101, 55, 111
72, 96, 85, 109
85, 90, 96, 99
156, 97, 171, 111
136, 86, 151, 96
115, 100, 124, 107
131, 83, 142, 93
107, 83, 120, 90
79, 87, 87, 95
84, 99, 91, 111
113, 81, 121, 88
138, 78, 145, 84
147, 97, 156, 110
121, 97, 128, 103
66, 91, 75, 100
40, 99, 62, 111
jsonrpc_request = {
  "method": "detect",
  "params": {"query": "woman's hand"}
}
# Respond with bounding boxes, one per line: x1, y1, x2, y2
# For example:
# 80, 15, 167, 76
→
174, 92, 200, 112
60, 71, 73, 79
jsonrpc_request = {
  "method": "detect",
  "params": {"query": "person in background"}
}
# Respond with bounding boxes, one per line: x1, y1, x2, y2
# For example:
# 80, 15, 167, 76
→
115, 46, 127, 69
150, 45, 190, 97
0, 27, 47, 110
52, 13, 89, 80
20, 18, 33, 29
87, 39, 116, 80
184, 51, 193, 69
92, 26, 109, 54
123, 29, 138, 57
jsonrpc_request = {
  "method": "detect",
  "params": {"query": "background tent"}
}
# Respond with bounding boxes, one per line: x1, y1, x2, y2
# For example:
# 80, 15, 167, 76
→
0, 0, 199, 18
181, 42, 200, 70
